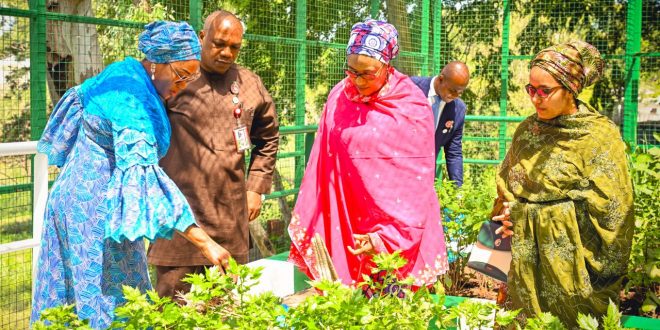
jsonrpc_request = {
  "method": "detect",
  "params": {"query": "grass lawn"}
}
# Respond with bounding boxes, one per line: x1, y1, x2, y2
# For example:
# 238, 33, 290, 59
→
0, 159, 35, 329
0, 215, 32, 330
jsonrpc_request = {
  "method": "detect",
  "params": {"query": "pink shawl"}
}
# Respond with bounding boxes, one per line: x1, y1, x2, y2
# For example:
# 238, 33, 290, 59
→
288, 70, 448, 287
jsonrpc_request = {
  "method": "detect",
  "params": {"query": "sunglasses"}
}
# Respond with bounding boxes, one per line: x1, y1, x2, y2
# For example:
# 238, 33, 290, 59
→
344, 63, 386, 81
525, 84, 562, 99
170, 63, 201, 84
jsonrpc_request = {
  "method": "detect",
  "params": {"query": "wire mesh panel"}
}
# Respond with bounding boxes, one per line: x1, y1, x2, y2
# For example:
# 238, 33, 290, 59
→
306, 45, 343, 124
638, 0, 659, 146
432, 0, 506, 166
0, 16, 30, 143
509, 0, 628, 122
383, 1, 427, 76
44, 0, 185, 22
639, 54, 660, 146
205, 0, 296, 39
307, 0, 367, 47
435, 0, 503, 115
0, 250, 32, 329
0, 13, 32, 329
0, 155, 33, 329
0, 0, 26, 10
0, 0, 658, 327
0, 156, 32, 246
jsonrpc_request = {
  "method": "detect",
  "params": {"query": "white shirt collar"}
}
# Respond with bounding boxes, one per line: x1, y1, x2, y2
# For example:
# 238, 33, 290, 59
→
427, 76, 439, 100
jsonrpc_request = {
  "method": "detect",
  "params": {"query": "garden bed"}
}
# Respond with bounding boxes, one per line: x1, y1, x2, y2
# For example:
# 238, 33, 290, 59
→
256, 252, 660, 329
34, 250, 660, 329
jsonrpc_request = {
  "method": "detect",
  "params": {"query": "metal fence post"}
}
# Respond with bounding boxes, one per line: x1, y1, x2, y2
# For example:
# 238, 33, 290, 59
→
370, 0, 379, 18
29, 0, 47, 140
189, 0, 203, 32
623, 0, 642, 146
304, 132, 315, 165
420, 0, 430, 76
498, 0, 511, 161
433, 0, 443, 178
294, 0, 307, 189
432, 0, 442, 75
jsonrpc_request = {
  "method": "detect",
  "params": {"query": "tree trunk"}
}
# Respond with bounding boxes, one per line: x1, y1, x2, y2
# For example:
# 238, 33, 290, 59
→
249, 168, 292, 259
385, 0, 414, 75
249, 220, 275, 258
46, 0, 103, 104
273, 168, 293, 228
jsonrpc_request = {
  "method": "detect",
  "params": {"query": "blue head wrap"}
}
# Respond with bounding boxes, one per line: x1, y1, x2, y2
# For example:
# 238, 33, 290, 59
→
138, 20, 201, 63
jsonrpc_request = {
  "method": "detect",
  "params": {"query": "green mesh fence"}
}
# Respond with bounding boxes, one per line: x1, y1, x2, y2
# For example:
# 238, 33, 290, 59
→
0, 0, 657, 328
639, 0, 659, 146
1, 6, 32, 329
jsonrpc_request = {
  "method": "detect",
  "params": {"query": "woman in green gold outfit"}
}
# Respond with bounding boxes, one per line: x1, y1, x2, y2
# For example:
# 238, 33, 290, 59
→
493, 41, 634, 327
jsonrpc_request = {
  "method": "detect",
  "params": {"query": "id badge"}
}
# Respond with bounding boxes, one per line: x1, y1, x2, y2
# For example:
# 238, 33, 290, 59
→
233, 125, 251, 152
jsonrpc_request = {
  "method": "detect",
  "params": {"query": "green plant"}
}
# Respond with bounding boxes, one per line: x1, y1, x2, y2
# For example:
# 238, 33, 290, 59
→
286, 251, 523, 330
435, 168, 496, 295
626, 135, 660, 315
32, 304, 92, 330
448, 299, 519, 330
34, 251, 639, 329
575, 300, 628, 330
285, 251, 438, 330
107, 259, 285, 329
524, 312, 567, 330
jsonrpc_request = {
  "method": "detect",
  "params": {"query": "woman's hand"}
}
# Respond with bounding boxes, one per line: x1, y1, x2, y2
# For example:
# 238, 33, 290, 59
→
491, 201, 514, 238
179, 226, 231, 271
347, 234, 374, 256
199, 240, 232, 271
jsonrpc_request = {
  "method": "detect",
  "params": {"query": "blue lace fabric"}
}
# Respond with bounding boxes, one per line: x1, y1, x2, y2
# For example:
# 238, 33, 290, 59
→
30, 57, 196, 329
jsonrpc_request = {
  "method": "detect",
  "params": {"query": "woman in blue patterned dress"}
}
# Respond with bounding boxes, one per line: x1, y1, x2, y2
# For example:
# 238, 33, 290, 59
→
30, 21, 231, 329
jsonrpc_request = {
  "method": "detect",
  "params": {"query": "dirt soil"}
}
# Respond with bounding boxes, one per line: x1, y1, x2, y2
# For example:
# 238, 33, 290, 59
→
619, 286, 659, 318
282, 287, 317, 308
460, 269, 659, 319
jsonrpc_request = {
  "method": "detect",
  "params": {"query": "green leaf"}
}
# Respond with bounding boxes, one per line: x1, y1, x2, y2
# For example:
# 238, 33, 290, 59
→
641, 294, 659, 313
525, 312, 566, 330
601, 299, 623, 330
495, 309, 520, 326
576, 312, 599, 330
647, 263, 660, 281
442, 275, 453, 289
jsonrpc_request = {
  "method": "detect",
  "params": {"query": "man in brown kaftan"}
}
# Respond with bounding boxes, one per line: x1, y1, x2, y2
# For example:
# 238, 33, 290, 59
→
147, 10, 279, 298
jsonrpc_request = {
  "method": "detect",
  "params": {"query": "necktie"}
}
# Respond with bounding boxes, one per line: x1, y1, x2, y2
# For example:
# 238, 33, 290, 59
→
431, 95, 446, 131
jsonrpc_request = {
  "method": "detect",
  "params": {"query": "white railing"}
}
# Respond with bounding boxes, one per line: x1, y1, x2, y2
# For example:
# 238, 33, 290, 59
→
0, 141, 48, 294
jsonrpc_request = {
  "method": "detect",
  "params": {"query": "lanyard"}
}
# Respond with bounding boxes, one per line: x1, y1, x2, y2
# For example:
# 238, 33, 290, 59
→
231, 81, 242, 123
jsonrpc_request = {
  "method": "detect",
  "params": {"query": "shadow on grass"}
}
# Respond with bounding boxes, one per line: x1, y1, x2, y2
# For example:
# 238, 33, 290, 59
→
0, 216, 31, 238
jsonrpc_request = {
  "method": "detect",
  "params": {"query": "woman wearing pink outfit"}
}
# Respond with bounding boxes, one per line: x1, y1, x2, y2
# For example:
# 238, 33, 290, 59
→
288, 19, 448, 288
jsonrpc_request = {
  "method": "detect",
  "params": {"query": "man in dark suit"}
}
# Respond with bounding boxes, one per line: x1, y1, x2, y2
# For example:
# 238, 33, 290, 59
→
411, 61, 470, 186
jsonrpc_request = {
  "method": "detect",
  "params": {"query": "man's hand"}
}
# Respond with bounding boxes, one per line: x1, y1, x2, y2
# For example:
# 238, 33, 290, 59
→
246, 191, 263, 221
347, 234, 374, 256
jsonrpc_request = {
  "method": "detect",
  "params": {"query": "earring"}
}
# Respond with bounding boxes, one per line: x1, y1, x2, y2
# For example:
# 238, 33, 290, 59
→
150, 63, 156, 80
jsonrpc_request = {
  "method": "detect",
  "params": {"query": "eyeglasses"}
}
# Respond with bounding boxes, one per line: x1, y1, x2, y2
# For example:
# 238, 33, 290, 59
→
525, 84, 562, 99
169, 63, 200, 84
344, 63, 386, 81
